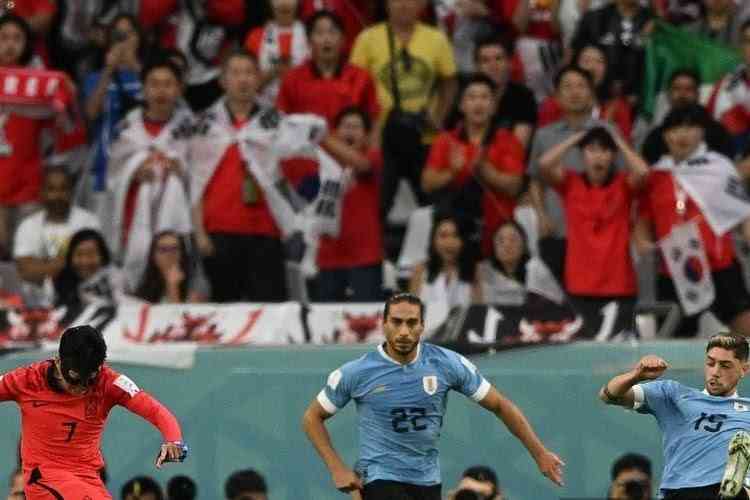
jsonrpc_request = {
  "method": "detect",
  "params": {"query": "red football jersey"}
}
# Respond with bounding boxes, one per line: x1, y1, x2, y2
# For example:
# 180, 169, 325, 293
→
0, 360, 181, 475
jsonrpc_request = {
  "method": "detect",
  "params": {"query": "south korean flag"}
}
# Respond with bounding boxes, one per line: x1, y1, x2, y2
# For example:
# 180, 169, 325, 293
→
659, 221, 715, 316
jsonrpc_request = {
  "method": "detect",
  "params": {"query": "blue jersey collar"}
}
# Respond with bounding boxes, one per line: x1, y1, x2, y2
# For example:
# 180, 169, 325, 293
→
378, 342, 422, 365
702, 388, 739, 398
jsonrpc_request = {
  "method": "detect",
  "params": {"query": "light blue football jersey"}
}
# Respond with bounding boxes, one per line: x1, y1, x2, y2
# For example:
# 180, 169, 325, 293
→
634, 380, 750, 494
317, 342, 490, 486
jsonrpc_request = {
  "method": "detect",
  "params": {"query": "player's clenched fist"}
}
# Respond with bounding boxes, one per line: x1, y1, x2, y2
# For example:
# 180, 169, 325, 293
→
634, 355, 669, 381
331, 465, 362, 493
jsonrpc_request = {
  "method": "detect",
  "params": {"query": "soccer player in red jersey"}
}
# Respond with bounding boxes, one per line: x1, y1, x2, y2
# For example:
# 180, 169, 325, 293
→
0, 325, 187, 499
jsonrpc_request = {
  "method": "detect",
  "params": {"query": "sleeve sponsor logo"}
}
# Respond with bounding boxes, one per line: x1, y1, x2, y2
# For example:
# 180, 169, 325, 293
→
114, 375, 141, 397
327, 369, 342, 390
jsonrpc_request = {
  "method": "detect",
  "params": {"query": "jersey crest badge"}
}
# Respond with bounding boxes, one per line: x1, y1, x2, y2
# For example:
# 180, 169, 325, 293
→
734, 401, 748, 412
423, 375, 438, 395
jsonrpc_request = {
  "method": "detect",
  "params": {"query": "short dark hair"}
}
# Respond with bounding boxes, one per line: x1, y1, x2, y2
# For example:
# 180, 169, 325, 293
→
473, 33, 513, 63
741, 19, 750, 36
225, 469, 267, 499
706, 333, 750, 362
221, 49, 258, 74
0, 14, 33, 66
661, 103, 708, 131
58, 325, 107, 380
461, 73, 497, 98
167, 475, 197, 500
383, 293, 425, 323
555, 65, 595, 91
579, 126, 617, 152
141, 57, 184, 85
611, 453, 652, 481
334, 105, 372, 132
668, 68, 701, 88
108, 13, 143, 51
121, 476, 163, 500
463, 465, 499, 490
305, 9, 344, 37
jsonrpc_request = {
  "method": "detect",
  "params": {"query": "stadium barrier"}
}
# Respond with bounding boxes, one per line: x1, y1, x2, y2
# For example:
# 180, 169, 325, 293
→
0, 340, 711, 499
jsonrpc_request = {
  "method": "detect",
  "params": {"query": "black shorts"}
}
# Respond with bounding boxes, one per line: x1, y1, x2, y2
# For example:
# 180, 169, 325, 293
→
657, 261, 750, 337
362, 480, 441, 500
662, 483, 750, 499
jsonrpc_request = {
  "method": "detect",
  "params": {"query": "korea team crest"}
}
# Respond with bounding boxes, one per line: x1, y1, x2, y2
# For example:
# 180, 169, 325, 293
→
423, 375, 438, 395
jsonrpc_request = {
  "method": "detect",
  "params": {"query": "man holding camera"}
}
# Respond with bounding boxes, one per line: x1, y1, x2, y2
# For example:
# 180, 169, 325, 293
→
608, 453, 652, 500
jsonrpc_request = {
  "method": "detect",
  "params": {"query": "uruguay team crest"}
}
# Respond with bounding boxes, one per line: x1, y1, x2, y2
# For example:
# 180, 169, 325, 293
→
735, 401, 748, 412
423, 375, 438, 395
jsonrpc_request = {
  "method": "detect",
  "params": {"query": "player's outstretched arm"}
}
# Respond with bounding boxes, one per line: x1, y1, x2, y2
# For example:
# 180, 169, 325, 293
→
599, 355, 669, 408
478, 386, 565, 487
302, 399, 363, 494
122, 392, 186, 469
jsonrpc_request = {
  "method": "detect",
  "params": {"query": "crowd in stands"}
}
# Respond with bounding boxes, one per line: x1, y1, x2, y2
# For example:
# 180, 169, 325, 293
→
5, 454, 655, 499
0, 0, 748, 338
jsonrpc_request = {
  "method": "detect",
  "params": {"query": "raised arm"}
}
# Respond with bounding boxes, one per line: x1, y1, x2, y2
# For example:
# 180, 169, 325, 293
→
599, 355, 669, 408
537, 131, 585, 186
613, 134, 650, 189
302, 399, 362, 493
478, 386, 565, 486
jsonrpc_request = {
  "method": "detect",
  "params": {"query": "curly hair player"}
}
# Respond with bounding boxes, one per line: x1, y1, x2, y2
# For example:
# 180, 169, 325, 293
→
600, 333, 750, 499
302, 292, 564, 500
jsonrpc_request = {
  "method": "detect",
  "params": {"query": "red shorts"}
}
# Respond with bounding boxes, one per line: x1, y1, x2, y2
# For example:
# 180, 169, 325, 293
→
25, 467, 112, 500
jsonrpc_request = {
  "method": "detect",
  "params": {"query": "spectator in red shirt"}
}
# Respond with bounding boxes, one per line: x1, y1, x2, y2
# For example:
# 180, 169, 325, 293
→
2, 0, 55, 65
299, 0, 368, 53
312, 106, 383, 302
538, 43, 633, 140
539, 126, 648, 338
191, 51, 288, 303
470, 34, 537, 148
245, 0, 310, 107
422, 74, 525, 256
0, 14, 79, 258
277, 10, 379, 127
635, 105, 750, 337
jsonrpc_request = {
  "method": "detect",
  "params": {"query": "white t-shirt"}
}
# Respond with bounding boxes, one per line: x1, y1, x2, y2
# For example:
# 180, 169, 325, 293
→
14, 207, 101, 259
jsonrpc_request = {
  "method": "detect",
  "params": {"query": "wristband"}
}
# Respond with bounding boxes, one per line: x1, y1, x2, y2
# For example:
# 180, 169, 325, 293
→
162, 441, 189, 463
